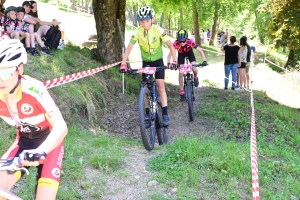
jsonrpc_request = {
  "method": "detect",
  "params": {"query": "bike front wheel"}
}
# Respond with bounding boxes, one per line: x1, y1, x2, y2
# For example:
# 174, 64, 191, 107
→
139, 87, 156, 151
186, 80, 194, 121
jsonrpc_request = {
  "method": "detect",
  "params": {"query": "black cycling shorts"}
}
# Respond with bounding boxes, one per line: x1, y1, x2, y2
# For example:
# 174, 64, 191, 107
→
178, 49, 196, 65
142, 58, 165, 80
240, 62, 246, 68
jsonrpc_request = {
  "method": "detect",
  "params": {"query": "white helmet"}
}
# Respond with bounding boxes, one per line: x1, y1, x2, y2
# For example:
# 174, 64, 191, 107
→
0, 39, 27, 68
137, 6, 155, 21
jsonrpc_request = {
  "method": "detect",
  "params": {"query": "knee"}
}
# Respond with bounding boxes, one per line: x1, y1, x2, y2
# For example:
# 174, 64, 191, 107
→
156, 83, 165, 92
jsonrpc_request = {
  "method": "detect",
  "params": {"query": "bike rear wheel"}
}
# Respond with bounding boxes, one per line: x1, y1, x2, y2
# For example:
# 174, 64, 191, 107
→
139, 87, 156, 151
186, 80, 194, 121
156, 98, 168, 145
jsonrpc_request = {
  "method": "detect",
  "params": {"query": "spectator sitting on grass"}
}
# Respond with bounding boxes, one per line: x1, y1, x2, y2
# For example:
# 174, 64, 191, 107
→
22, 0, 58, 56
30, 1, 65, 49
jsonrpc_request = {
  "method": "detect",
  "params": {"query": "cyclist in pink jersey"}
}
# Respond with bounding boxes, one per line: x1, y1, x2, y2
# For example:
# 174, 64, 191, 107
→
0, 39, 68, 200
167, 30, 207, 101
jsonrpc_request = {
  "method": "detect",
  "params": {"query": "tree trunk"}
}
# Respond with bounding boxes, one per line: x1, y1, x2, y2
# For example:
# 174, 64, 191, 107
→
168, 12, 171, 36
92, 0, 125, 63
283, 46, 286, 53
179, 2, 183, 29
192, 5, 200, 46
132, 4, 138, 26
285, 49, 294, 69
160, 13, 164, 28
209, 3, 219, 46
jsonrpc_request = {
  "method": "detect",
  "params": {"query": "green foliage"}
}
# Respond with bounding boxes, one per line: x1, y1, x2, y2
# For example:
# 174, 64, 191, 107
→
263, 0, 300, 50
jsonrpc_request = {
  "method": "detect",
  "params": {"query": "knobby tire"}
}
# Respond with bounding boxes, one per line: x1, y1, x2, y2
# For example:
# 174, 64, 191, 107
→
186, 80, 194, 121
138, 87, 155, 151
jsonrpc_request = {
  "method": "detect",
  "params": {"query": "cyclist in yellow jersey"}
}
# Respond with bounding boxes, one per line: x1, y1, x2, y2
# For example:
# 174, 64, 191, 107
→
120, 6, 177, 126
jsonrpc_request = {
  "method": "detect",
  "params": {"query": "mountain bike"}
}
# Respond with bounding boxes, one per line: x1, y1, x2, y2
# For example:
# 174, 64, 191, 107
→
179, 58, 208, 121
0, 154, 46, 200
123, 66, 168, 151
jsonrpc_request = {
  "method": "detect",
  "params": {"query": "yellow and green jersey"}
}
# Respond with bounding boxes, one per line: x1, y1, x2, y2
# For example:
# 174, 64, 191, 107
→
130, 24, 170, 62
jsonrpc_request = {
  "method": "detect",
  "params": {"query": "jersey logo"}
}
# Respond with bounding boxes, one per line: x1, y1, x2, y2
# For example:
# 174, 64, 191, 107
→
17, 122, 42, 133
29, 86, 44, 98
52, 168, 61, 178
21, 103, 33, 115
152, 36, 157, 43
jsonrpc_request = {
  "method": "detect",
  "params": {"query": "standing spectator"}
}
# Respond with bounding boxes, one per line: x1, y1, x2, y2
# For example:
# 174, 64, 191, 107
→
191, 28, 195, 41
221, 36, 240, 90
218, 31, 227, 49
207, 29, 210, 41
224, 29, 229, 38
237, 36, 248, 90
243, 36, 252, 89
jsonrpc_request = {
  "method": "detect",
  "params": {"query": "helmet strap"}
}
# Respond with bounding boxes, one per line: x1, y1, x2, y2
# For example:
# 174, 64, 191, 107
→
9, 75, 21, 94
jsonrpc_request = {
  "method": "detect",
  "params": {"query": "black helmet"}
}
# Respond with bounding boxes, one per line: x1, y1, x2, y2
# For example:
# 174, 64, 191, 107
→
136, 6, 155, 21
177, 30, 188, 42
5, 6, 17, 13
16, 6, 25, 13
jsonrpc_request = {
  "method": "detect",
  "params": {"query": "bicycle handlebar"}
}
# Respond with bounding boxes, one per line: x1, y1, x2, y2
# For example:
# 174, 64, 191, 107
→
170, 63, 209, 70
0, 153, 46, 175
123, 66, 169, 75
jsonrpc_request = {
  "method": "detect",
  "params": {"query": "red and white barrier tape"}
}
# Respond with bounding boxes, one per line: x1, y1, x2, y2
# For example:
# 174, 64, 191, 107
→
250, 92, 260, 200
43, 62, 121, 89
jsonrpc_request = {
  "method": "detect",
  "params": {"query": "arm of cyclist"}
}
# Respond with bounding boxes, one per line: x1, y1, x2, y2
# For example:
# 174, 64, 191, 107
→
166, 40, 177, 68
166, 40, 177, 63
120, 43, 134, 72
195, 46, 208, 66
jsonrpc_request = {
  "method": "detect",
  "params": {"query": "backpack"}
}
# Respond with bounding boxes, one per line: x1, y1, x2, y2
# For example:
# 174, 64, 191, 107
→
44, 25, 61, 49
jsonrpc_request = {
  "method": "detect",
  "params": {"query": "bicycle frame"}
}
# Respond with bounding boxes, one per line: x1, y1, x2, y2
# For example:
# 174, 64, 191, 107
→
140, 74, 158, 122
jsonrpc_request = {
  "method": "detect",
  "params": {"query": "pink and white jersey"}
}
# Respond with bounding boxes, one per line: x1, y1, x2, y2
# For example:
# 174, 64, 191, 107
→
173, 39, 198, 54
0, 76, 60, 139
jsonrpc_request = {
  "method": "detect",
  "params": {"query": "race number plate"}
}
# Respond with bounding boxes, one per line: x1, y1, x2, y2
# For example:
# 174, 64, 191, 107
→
179, 64, 193, 73
137, 67, 157, 74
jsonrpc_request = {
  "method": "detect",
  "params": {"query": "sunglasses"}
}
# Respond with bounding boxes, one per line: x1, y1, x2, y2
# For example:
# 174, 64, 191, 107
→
179, 41, 186, 43
0, 67, 17, 81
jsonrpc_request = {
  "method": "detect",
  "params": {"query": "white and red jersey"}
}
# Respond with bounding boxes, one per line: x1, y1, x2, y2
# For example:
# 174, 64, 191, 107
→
0, 76, 60, 140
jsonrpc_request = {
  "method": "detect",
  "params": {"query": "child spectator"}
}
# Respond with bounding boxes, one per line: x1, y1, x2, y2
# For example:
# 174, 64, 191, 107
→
3, 6, 19, 39
16, 6, 32, 53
